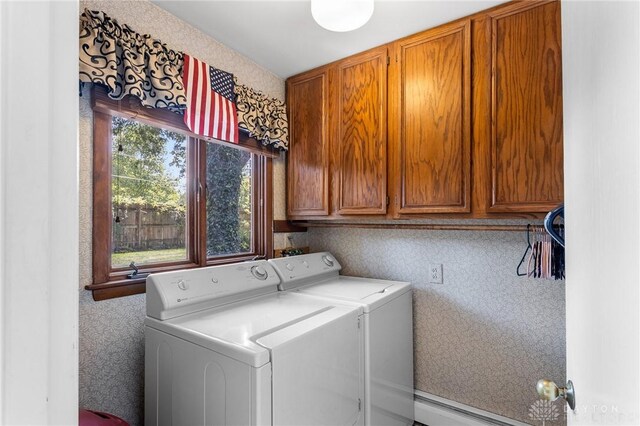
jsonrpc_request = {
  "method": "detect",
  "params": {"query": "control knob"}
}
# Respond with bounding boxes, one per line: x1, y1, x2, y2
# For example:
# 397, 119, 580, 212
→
177, 280, 189, 290
251, 265, 268, 280
321, 255, 335, 267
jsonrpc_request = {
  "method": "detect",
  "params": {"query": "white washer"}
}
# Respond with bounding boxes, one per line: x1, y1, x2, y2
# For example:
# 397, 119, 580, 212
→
145, 260, 364, 426
269, 253, 414, 426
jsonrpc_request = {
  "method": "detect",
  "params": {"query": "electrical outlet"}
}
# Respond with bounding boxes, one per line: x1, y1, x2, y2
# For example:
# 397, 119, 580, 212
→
428, 263, 443, 284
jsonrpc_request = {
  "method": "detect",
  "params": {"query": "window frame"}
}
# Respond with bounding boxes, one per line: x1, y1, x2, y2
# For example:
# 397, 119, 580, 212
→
87, 86, 275, 300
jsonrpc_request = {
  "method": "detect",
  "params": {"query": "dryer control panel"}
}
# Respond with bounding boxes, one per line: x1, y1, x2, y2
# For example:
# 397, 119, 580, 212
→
269, 252, 342, 291
147, 260, 281, 320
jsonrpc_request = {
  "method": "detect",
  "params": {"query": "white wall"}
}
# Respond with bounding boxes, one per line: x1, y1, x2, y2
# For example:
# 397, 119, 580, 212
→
562, 1, 640, 424
0, 1, 79, 424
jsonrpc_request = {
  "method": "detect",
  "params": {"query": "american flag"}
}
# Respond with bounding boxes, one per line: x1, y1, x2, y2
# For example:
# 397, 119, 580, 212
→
182, 54, 239, 143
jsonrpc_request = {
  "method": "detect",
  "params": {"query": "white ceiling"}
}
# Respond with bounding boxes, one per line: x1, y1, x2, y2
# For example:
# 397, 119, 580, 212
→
152, 0, 507, 78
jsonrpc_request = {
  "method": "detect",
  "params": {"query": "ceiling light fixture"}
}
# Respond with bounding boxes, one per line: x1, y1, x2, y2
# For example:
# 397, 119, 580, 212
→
311, 0, 374, 32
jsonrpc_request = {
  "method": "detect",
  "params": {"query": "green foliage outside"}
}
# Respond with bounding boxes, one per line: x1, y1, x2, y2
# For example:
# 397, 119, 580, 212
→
112, 248, 187, 267
110, 116, 252, 265
112, 117, 187, 214
206, 144, 252, 256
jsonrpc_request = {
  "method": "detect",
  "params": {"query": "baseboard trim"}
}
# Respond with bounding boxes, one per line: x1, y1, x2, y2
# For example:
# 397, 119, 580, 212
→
414, 390, 530, 426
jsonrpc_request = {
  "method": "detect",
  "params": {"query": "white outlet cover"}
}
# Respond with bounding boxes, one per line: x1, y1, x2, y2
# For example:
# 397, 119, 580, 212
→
429, 263, 443, 284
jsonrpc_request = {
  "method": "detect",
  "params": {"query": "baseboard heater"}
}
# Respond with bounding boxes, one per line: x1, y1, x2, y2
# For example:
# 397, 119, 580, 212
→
414, 390, 530, 426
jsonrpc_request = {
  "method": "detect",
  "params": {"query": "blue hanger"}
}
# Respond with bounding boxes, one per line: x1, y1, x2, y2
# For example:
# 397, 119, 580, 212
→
544, 204, 565, 248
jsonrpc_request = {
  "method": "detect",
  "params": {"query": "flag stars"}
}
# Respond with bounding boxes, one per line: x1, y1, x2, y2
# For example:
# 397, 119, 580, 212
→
209, 66, 235, 102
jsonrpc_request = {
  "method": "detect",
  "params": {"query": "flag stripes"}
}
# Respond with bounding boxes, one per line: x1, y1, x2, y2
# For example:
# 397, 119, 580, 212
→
182, 54, 238, 143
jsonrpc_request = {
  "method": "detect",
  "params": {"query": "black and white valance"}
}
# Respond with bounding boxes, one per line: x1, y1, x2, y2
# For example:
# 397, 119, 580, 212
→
79, 9, 185, 111
79, 9, 289, 150
235, 83, 289, 151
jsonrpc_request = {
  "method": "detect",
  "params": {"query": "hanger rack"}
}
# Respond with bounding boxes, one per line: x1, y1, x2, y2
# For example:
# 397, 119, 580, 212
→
298, 222, 540, 232
297, 221, 565, 279
515, 223, 565, 279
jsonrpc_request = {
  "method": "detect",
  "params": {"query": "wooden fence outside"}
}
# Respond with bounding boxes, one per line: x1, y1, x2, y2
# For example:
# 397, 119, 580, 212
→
113, 206, 185, 252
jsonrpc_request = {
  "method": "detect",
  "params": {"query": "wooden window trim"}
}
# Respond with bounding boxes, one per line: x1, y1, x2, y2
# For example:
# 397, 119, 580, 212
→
91, 86, 280, 159
87, 86, 274, 300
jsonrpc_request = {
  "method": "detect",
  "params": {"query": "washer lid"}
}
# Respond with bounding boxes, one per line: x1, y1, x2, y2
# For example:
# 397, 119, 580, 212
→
294, 276, 411, 312
145, 291, 361, 367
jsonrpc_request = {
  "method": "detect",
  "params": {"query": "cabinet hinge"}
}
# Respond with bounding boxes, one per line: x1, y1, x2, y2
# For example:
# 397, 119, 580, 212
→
387, 56, 390, 66
358, 398, 362, 411
386, 196, 390, 206
357, 317, 361, 329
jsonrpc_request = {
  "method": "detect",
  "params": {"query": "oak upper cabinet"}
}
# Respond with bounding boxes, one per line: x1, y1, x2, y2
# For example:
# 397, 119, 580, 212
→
477, 0, 564, 213
334, 46, 388, 215
285, 0, 564, 221
389, 20, 471, 216
286, 66, 331, 217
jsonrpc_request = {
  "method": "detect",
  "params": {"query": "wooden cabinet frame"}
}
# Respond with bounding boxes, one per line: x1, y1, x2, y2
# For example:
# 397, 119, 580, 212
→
388, 20, 471, 217
334, 46, 388, 215
485, 0, 564, 212
286, 67, 332, 216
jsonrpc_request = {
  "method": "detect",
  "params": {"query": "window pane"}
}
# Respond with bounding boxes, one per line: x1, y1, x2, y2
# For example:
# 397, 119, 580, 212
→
206, 143, 253, 257
111, 117, 188, 268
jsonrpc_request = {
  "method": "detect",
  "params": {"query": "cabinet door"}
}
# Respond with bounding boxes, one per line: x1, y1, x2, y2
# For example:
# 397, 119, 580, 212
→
286, 68, 331, 216
391, 20, 471, 215
487, 0, 564, 212
336, 47, 387, 215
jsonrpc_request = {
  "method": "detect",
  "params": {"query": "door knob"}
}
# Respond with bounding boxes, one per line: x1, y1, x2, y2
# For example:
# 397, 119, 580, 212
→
536, 379, 576, 410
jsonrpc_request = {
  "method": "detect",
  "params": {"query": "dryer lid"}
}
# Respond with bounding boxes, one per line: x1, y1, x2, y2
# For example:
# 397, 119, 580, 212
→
295, 276, 411, 312
298, 277, 395, 300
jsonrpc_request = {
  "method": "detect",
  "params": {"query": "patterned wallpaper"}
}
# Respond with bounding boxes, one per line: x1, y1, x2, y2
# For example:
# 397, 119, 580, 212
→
308, 226, 566, 425
79, 290, 147, 425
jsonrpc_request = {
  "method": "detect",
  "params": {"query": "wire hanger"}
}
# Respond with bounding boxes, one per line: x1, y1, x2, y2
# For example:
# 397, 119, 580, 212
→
516, 224, 532, 276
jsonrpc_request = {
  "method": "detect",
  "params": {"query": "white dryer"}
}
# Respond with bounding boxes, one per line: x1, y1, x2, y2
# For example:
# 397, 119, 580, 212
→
145, 260, 364, 426
269, 253, 414, 426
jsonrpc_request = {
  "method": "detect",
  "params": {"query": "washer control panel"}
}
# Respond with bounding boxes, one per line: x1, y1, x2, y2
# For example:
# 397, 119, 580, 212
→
269, 252, 342, 290
147, 260, 280, 320
321, 254, 335, 267
251, 265, 269, 280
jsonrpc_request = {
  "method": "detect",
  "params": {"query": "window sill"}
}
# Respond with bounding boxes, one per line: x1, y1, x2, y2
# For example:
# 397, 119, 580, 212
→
86, 255, 267, 301
85, 279, 147, 301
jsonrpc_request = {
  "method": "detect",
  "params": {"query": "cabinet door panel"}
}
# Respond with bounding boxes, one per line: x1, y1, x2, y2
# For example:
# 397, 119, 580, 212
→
489, 1, 564, 212
287, 70, 330, 216
337, 48, 387, 215
396, 21, 471, 214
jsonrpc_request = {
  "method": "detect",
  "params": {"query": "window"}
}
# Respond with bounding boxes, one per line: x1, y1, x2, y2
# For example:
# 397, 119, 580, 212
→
111, 117, 189, 268
205, 143, 254, 257
89, 88, 274, 300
